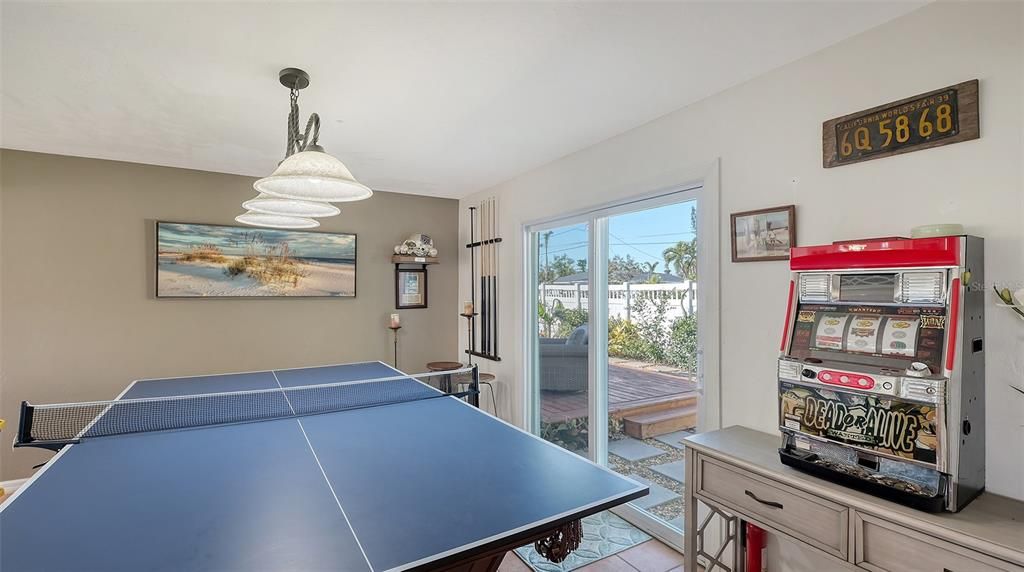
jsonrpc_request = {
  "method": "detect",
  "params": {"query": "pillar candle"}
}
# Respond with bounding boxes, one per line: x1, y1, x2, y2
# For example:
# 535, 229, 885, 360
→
389, 313, 401, 328
463, 301, 474, 315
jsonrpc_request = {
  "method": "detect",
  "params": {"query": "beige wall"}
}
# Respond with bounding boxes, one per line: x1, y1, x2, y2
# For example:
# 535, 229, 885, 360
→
459, 0, 1023, 508
0, 150, 459, 479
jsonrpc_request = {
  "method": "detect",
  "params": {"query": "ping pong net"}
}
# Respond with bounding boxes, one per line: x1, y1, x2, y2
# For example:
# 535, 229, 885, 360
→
16, 367, 479, 451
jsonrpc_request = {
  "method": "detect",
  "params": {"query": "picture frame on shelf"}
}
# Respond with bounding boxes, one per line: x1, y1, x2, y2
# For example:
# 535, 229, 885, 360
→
395, 267, 428, 309
730, 205, 796, 262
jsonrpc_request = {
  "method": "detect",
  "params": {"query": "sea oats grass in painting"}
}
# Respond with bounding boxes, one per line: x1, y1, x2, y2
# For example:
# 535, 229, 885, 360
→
156, 222, 356, 297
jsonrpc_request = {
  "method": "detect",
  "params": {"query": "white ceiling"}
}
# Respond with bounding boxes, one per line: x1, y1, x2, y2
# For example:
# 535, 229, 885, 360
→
1, 2, 925, 198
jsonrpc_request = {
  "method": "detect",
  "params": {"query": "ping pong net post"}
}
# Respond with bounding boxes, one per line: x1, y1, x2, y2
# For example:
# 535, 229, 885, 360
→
15, 367, 481, 451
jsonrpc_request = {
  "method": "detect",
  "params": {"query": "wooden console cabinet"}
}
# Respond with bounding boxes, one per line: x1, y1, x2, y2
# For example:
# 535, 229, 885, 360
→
683, 427, 1024, 572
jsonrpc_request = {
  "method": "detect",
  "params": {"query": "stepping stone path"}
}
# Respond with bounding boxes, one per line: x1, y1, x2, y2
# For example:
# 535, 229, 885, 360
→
650, 460, 686, 484
609, 437, 666, 462
653, 429, 693, 450
626, 474, 681, 510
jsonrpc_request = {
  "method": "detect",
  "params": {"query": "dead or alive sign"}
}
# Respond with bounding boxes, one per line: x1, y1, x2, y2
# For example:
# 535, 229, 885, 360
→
823, 80, 979, 168
779, 382, 938, 464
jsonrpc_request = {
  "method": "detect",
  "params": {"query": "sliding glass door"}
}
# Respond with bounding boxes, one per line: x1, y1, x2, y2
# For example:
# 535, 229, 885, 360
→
602, 197, 699, 547
533, 221, 590, 456
528, 186, 710, 550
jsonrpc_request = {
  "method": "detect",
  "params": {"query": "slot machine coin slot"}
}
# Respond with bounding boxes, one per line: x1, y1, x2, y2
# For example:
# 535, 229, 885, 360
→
972, 338, 983, 353
962, 419, 971, 436
803, 357, 822, 364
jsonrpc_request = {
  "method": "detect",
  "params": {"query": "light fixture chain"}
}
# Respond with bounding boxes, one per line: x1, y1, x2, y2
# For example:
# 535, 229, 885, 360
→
286, 88, 301, 158
301, 114, 320, 149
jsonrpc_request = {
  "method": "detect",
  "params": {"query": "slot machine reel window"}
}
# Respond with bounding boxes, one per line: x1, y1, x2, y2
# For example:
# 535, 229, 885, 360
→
791, 309, 947, 372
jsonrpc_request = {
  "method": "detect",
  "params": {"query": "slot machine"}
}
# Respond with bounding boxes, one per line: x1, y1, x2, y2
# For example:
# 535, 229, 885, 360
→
777, 236, 985, 512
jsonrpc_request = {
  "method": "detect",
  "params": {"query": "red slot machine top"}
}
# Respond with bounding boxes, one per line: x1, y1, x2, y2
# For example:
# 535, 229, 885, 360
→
790, 237, 961, 271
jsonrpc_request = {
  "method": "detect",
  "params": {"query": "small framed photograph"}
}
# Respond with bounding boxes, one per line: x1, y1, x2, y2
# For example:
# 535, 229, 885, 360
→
730, 205, 796, 262
395, 267, 428, 309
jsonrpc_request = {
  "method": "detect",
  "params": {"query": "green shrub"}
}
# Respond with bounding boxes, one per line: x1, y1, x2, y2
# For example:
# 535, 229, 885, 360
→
556, 308, 588, 337
606, 297, 697, 374
540, 415, 627, 452
667, 314, 698, 372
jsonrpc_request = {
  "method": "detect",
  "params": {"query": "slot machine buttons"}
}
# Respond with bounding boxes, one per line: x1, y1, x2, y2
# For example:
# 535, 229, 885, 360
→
882, 381, 894, 390
816, 369, 875, 389
801, 369, 817, 380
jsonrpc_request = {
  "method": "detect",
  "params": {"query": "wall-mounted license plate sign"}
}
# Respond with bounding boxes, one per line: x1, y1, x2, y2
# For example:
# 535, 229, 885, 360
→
823, 79, 979, 168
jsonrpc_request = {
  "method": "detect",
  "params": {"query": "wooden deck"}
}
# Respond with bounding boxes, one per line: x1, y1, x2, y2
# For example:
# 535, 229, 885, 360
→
541, 364, 698, 423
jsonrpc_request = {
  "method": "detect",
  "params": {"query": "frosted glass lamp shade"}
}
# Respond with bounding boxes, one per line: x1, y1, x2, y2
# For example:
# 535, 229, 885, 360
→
254, 150, 373, 202
235, 211, 320, 229
242, 193, 341, 218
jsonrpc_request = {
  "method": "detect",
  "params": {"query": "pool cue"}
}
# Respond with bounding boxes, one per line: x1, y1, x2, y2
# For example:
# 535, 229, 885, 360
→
481, 198, 490, 355
468, 206, 477, 354
488, 197, 496, 356
492, 196, 499, 358
485, 199, 493, 356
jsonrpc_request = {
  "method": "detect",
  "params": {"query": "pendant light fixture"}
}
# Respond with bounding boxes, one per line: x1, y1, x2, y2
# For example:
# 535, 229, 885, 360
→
242, 193, 341, 218
237, 68, 372, 229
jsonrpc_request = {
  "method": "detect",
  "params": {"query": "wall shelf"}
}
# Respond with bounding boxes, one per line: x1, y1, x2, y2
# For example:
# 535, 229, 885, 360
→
392, 255, 439, 265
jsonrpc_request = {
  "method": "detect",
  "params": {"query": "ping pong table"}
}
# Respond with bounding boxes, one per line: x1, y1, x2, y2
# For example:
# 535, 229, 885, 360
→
0, 361, 647, 571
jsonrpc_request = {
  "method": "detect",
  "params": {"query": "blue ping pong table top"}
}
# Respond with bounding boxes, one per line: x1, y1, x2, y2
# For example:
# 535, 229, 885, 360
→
0, 361, 647, 572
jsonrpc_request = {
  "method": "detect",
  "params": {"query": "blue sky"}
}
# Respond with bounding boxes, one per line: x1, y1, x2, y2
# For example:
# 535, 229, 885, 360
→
158, 223, 355, 259
540, 200, 696, 271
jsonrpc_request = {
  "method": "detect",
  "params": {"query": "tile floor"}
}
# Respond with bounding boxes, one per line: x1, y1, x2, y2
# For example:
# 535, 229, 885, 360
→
498, 538, 685, 572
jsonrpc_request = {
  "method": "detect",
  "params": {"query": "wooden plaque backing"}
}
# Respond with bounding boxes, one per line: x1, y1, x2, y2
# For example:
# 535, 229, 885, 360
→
823, 80, 979, 168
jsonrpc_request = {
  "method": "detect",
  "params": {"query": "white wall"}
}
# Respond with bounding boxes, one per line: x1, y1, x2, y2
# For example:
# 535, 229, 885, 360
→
459, 0, 1024, 502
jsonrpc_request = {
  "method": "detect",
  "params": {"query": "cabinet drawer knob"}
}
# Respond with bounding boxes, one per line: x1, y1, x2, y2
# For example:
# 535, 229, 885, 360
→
745, 489, 784, 509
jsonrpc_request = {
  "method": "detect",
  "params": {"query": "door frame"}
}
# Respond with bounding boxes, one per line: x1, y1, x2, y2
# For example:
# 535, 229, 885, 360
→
521, 158, 721, 548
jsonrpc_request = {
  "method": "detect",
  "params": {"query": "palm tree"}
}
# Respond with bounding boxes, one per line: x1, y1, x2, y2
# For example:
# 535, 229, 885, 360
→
641, 261, 661, 283
664, 240, 697, 316
662, 241, 697, 281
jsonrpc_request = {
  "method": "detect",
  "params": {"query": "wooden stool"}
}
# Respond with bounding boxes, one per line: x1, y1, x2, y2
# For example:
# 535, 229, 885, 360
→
425, 361, 463, 393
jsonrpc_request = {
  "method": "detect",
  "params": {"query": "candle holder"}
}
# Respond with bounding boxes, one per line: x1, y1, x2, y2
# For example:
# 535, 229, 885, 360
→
460, 312, 478, 365
388, 325, 402, 368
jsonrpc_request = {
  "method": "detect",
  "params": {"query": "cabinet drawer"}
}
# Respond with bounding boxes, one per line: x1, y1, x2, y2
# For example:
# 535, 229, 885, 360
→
696, 455, 848, 559
855, 513, 1024, 572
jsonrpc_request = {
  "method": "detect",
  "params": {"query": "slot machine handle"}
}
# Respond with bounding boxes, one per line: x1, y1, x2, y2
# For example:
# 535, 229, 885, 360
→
745, 490, 784, 509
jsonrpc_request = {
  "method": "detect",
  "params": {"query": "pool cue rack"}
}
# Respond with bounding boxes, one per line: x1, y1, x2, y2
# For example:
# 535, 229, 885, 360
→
466, 198, 502, 362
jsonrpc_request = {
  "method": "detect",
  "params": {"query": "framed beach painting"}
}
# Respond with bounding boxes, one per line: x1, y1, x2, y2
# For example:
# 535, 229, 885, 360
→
156, 222, 356, 298
730, 205, 796, 262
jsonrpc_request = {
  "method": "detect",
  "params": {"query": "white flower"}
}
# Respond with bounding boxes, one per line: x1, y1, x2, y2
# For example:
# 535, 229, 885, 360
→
1013, 288, 1024, 312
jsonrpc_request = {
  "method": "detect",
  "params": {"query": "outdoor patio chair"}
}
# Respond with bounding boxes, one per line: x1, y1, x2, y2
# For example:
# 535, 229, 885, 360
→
539, 324, 588, 392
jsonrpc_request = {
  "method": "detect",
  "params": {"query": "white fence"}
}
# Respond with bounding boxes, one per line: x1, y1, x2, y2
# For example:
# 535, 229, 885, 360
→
539, 282, 697, 321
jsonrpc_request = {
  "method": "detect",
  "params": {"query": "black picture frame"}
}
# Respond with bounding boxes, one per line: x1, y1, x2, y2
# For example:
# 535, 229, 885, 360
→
395, 267, 428, 309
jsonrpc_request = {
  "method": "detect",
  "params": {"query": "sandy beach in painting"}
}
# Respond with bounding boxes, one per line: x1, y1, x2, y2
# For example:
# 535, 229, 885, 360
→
159, 254, 355, 297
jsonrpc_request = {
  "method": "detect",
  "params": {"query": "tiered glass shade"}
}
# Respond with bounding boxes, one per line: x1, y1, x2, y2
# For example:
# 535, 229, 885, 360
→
254, 150, 373, 202
235, 211, 320, 229
242, 193, 341, 218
